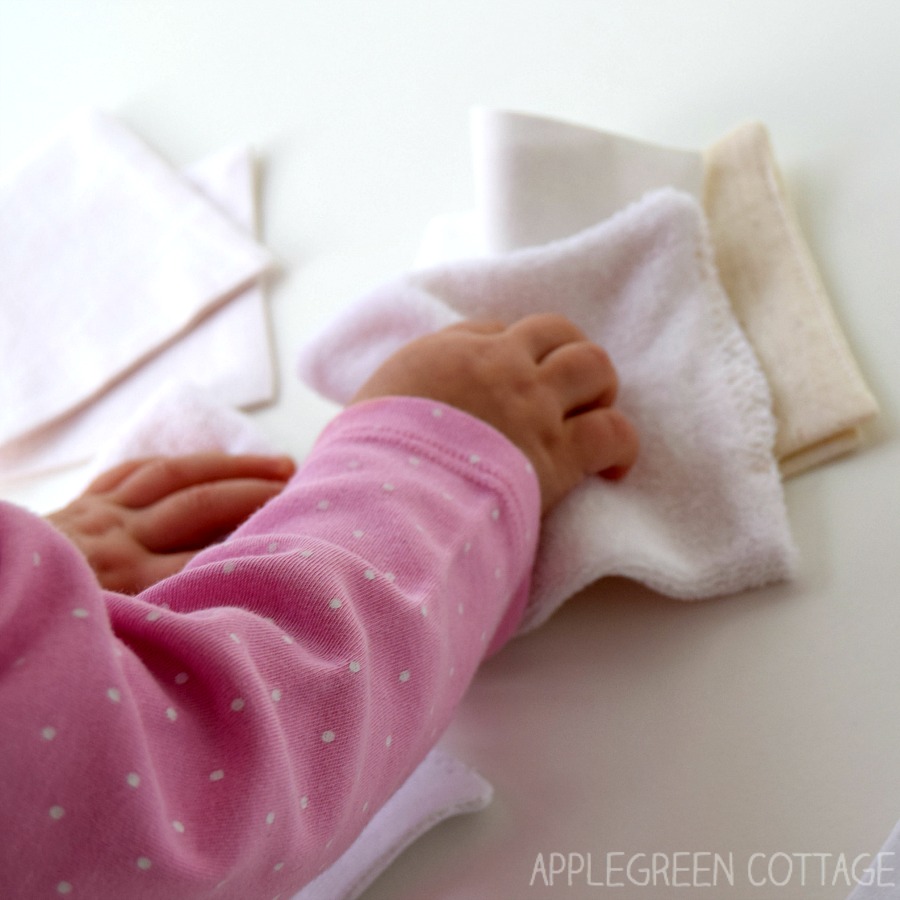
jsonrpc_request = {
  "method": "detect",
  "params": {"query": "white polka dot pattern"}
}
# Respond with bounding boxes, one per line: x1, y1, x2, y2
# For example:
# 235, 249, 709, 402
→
2, 396, 539, 897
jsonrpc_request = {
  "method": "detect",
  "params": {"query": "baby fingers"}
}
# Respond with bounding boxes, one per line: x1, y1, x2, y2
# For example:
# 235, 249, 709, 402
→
110, 453, 296, 508
540, 340, 619, 414
506, 313, 590, 362
567, 405, 640, 481
133, 477, 290, 552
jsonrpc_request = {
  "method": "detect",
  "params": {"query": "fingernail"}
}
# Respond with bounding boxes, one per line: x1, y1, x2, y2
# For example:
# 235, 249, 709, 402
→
271, 456, 297, 478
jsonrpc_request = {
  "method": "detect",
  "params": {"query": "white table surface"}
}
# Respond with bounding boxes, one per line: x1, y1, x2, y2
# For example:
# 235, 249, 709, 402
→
2, 2, 899, 898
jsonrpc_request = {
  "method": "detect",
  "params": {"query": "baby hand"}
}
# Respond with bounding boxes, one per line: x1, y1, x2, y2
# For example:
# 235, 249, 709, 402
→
351, 314, 639, 513
47, 453, 296, 594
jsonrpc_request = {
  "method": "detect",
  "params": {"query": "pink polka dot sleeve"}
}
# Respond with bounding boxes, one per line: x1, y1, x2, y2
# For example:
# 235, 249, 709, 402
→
0, 397, 540, 899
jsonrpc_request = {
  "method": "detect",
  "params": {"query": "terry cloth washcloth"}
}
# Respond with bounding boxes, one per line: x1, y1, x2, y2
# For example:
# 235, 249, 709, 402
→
0, 109, 276, 480
455, 109, 878, 476
69, 379, 495, 900
299, 188, 798, 631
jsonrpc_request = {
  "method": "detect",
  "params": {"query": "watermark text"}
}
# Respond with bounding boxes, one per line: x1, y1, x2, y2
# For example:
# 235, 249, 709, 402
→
529, 850, 896, 889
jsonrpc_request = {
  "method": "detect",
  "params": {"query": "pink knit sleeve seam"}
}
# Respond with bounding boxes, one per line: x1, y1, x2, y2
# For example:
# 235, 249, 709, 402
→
314, 416, 538, 558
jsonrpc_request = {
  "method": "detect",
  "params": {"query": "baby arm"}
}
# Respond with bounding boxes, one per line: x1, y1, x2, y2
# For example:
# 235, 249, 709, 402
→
0, 314, 636, 899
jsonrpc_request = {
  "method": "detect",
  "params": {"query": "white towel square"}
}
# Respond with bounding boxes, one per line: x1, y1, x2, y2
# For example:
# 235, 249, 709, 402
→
299, 188, 798, 630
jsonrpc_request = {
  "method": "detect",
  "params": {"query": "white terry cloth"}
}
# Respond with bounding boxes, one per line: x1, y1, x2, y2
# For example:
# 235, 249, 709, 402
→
299, 188, 798, 631
73, 380, 494, 900
458, 109, 878, 476
0, 108, 276, 479
845, 817, 900, 900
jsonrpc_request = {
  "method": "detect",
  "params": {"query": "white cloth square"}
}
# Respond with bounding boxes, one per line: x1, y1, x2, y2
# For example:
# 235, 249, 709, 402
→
299, 188, 797, 631
293, 748, 492, 900
0, 109, 275, 479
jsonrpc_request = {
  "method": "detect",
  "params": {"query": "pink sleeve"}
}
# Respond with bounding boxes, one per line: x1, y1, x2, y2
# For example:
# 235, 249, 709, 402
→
0, 397, 540, 899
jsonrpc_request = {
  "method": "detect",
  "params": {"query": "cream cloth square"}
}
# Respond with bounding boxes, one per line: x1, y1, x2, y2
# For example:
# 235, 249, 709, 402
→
704, 122, 880, 475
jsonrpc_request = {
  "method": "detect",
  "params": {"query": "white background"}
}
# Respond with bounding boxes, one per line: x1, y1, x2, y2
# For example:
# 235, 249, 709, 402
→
2, 2, 899, 898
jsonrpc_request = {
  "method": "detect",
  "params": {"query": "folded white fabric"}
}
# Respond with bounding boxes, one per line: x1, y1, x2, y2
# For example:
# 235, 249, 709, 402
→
0, 144, 276, 483
461, 109, 878, 476
299, 188, 797, 630
0, 108, 276, 480
293, 748, 492, 900
470, 106, 705, 253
